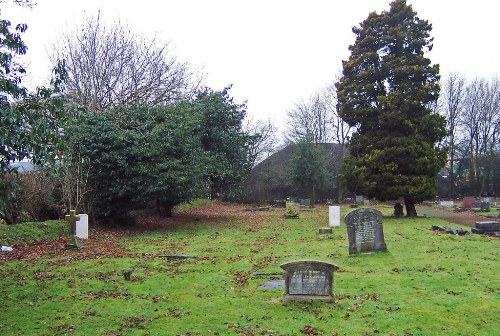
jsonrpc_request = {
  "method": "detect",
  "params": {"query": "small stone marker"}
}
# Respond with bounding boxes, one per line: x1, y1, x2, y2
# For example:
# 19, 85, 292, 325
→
258, 279, 285, 290
65, 210, 81, 249
285, 201, 300, 218
280, 260, 339, 302
318, 227, 333, 239
345, 208, 388, 255
329, 206, 340, 228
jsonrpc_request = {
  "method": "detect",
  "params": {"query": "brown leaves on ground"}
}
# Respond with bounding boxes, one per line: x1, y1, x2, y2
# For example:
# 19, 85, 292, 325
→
0, 202, 270, 264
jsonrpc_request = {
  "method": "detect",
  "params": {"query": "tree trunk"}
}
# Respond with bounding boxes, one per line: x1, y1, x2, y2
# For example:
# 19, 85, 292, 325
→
337, 179, 344, 204
160, 202, 173, 217
404, 198, 418, 217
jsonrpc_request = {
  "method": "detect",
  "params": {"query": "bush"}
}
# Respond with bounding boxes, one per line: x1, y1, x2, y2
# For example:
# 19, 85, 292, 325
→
1, 171, 64, 224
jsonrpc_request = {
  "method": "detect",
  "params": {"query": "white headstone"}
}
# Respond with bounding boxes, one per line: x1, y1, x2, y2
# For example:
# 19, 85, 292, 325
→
75, 214, 89, 239
329, 206, 340, 228
439, 201, 454, 207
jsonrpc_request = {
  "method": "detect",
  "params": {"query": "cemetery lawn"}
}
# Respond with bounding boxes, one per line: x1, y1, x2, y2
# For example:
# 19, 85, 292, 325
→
0, 203, 498, 336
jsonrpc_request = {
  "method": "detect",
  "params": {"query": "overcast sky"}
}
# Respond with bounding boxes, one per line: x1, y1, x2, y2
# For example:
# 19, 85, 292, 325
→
2, 0, 500, 133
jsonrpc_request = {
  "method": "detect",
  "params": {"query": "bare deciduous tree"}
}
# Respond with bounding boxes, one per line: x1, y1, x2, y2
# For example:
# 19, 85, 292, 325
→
244, 116, 278, 167
51, 12, 203, 112
284, 93, 331, 144
322, 80, 353, 202
439, 73, 466, 197
459, 77, 500, 196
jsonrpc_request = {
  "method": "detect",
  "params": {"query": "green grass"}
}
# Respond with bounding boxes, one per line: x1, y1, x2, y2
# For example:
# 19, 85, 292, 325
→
0, 220, 66, 245
0, 204, 498, 335
174, 198, 215, 212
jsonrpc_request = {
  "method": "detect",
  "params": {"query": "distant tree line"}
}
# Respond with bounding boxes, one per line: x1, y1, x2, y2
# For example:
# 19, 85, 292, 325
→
439, 74, 499, 197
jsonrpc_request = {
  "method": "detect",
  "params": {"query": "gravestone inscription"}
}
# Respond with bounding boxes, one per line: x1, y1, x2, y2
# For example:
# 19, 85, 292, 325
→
345, 208, 388, 255
280, 260, 339, 302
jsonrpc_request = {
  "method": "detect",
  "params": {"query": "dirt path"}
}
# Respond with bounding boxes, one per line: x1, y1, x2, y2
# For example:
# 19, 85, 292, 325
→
416, 205, 496, 227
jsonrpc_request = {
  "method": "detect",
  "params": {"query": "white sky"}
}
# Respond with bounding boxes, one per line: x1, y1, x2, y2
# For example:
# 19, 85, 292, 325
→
2, 0, 500, 133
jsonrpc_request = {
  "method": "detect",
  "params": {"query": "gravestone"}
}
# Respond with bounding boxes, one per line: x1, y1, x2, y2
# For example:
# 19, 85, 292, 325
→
394, 203, 404, 217
329, 206, 341, 228
439, 200, 454, 207
285, 201, 300, 218
345, 208, 388, 255
75, 214, 89, 239
300, 198, 311, 208
65, 210, 81, 249
471, 202, 481, 210
280, 260, 339, 302
471, 221, 499, 235
355, 195, 364, 204
317, 227, 333, 239
462, 197, 475, 209
480, 201, 490, 212
363, 199, 370, 206
258, 279, 285, 290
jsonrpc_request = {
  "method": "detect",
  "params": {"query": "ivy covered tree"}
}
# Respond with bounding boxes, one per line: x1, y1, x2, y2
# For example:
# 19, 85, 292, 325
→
336, 0, 447, 216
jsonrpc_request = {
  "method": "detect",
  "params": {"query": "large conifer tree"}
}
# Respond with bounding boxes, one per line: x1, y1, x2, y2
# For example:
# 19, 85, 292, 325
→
336, 0, 447, 216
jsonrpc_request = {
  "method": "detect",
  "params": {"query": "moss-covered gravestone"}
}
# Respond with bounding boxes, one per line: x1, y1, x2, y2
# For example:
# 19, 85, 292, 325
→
285, 201, 299, 218
65, 210, 81, 249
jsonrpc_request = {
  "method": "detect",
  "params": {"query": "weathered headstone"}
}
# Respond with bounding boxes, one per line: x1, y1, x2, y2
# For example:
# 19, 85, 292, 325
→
285, 201, 300, 218
471, 221, 499, 235
355, 195, 364, 204
363, 199, 370, 206
329, 206, 340, 228
394, 203, 404, 217
300, 198, 311, 208
480, 201, 490, 212
462, 196, 475, 209
280, 260, 339, 302
65, 210, 81, 249
345, 208, 388, 255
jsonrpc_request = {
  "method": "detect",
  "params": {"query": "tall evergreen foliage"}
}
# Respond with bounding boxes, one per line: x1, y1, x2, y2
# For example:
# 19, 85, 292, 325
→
289, 136, 330, 204
336, 0, 447, 216
60, 87, 255, 220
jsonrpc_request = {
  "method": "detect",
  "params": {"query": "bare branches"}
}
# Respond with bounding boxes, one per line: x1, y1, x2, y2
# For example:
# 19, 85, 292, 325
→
284, 93, 331, 144
244, 116, 278, 167
51, 13, 203, 112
